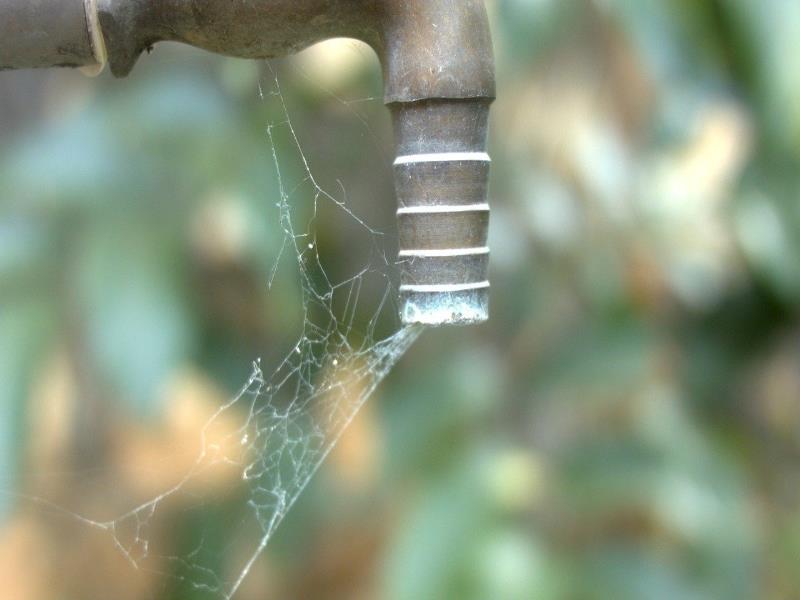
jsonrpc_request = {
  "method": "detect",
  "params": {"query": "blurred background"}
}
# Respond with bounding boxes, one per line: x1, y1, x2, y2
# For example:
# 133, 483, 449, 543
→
2, 0, 800, 598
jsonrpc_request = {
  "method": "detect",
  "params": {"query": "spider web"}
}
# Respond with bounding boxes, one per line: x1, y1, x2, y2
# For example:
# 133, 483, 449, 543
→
17, 58, 421, 598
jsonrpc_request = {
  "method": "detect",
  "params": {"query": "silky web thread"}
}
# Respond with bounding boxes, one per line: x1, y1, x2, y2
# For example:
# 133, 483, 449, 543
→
14, 59, 421, 599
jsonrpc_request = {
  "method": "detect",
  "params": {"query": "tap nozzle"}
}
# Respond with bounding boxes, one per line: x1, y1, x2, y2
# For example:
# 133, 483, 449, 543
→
392, 99, 492, 325
380, 1, 495, 325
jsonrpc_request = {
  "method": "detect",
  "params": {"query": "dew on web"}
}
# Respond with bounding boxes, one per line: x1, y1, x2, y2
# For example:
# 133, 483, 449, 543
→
13, 55, 422, 599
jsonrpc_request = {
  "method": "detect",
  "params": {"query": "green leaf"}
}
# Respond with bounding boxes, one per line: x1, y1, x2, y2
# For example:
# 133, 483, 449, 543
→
76, 221, 193, 417
0, 299, 55, 519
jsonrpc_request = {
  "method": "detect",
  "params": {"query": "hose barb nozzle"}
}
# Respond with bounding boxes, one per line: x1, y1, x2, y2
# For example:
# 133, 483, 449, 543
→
393, 99, 492, 325
381, 1, 495, 325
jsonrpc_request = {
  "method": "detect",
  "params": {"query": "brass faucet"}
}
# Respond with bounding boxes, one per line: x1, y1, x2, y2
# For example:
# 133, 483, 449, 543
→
1, 0, 496, 325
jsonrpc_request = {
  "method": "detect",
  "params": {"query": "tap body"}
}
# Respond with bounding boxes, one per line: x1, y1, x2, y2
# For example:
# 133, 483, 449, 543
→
0, 0, 495, 325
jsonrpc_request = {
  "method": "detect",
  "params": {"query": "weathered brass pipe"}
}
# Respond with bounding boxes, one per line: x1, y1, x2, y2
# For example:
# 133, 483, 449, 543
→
0, 0, 496, 325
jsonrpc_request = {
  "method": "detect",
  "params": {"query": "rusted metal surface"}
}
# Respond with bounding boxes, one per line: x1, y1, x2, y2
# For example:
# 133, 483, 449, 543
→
92, 0, 495, 101
0, 0, 496, 325
96, 0, 370, 78
0, 0, 96, 70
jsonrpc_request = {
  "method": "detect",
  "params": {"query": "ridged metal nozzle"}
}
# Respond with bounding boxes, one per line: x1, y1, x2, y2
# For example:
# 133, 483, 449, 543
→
392, 99, 492, 326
